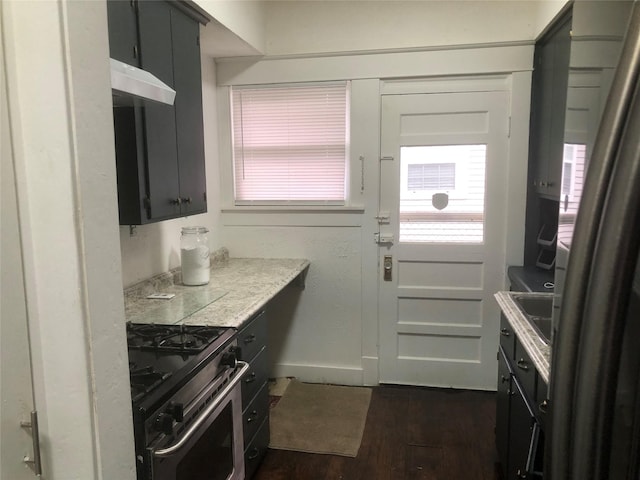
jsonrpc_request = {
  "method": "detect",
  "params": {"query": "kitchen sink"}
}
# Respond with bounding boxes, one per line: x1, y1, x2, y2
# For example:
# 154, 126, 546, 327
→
510, 293, 553, 344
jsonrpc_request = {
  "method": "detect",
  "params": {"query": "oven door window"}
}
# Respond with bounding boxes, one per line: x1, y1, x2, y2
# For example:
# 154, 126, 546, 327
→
149, 369, 245, 480
175, 402, 234, 480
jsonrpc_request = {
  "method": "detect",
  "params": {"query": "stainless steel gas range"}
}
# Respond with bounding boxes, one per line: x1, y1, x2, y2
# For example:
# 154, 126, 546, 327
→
126, 323, 247, 480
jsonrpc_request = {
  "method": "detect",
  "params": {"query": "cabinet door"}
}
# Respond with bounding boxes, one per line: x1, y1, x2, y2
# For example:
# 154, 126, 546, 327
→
509, 380, 537, 480
496, 348, 512, 478
137, 0, 181, 221
546, 14, 572, 198
533, 40, 554, 194
533, 11, 572, 199
171, 7, 207, 216
106, 0, 138, 66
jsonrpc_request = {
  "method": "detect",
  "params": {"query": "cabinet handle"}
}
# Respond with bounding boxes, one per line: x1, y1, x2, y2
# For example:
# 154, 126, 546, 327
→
516, 468, 528, 478
171, 198, 182, 206
539, 399, 549, 414
244, 334, 256, 344
517, 359, 530, 371
247, 448, 260, 460
244, 372, 257, 384
247, 410, 259, 423
501, 375, 509, 384
182, 197, 192, 205
133, 44, 138, 59
500, 328, 510, 337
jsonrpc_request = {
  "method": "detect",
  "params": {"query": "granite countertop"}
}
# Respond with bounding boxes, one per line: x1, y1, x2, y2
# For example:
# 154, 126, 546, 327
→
507, 266, 555, 293
124, 248, 310, 329
494, 291, 552, 384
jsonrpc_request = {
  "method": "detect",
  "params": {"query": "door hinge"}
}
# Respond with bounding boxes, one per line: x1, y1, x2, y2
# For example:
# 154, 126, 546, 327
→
21, 411, 43, 476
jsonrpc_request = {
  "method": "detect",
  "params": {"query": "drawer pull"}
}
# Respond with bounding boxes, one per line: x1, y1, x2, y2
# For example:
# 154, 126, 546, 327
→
247, 410, 259, 423
244, 334, 257, 344
516, 359, 530, 371
247, 447, 260, 460
500, 328, 511, 337
244, 372, 257, 384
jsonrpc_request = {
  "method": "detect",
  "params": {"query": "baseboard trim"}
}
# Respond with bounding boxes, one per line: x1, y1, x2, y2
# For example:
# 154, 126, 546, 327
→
271, 363, 364, 386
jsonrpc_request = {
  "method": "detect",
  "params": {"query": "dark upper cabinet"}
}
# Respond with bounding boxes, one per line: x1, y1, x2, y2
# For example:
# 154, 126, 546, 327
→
137, 0, 181, 221
108, 0, 207, 225
530, 11, 572, 200
171, 9, 207, 216
106, 0, 139, 66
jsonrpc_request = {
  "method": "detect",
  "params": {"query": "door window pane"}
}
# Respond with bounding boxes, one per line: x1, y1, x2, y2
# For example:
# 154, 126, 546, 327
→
399, 145, 486, 243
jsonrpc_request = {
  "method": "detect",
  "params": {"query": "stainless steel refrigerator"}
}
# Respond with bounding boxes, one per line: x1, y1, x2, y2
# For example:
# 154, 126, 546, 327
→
549, 0, 640, 478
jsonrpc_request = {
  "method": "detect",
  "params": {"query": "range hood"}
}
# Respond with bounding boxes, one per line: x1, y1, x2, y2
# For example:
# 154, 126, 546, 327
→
110, 58, 176, 106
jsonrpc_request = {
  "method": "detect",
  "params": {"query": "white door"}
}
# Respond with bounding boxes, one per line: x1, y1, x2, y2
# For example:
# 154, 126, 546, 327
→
1, 52, 40, 479
378, 90, 509, 390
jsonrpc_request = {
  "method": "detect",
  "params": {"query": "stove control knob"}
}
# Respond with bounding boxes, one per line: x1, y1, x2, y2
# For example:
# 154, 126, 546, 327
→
154, 413, 174, 435
220, 352, 237, 369
167, 402, 184, 422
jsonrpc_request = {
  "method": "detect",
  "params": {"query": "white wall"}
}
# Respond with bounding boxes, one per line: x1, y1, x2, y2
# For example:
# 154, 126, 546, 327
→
215, 46, 533, 385
263, 0, 566, 57
535, 0, 572, 38
194, 0, 266, 54
3, 1, 135, 478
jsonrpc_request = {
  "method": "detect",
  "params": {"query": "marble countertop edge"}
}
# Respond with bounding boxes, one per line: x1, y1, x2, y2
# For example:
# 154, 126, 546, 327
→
495, 291, 552, 384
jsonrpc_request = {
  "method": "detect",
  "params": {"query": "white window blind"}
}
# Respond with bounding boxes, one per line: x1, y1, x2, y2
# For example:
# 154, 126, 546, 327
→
231, 83, 349, 204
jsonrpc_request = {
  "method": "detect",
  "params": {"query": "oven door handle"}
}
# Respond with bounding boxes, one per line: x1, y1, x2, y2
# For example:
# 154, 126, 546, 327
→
153, 361, 250, 458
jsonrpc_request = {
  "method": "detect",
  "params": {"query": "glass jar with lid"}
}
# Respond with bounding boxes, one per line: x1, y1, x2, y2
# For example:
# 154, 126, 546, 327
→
180, 226, 210, 286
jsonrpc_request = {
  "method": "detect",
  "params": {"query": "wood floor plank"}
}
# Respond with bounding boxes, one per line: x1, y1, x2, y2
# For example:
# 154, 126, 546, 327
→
253, 385, 501, 480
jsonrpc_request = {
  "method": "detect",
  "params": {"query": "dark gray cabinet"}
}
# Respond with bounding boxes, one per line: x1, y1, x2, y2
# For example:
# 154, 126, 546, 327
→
496, 347, 512, 470
496, 330, 547, 479
508, 378, 540, 480
107, 0, 206, 225
106, 0, 138, 67
237, 311, 270, 479
529, 10, 572, 200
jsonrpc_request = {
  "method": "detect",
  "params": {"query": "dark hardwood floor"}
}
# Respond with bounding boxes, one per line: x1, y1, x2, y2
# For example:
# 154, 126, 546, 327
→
254, 385, 501, 480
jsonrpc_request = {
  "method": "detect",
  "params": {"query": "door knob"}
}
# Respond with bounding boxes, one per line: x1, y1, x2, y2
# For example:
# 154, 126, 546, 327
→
383, 255, 392, 281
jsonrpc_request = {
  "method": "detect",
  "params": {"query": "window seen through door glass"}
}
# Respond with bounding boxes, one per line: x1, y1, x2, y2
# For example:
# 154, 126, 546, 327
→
399, 145, 486, 243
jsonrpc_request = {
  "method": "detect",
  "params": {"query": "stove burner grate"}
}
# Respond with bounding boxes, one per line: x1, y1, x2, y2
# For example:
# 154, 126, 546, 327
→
126, 323, 223, 354
129, 363, 172, 404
